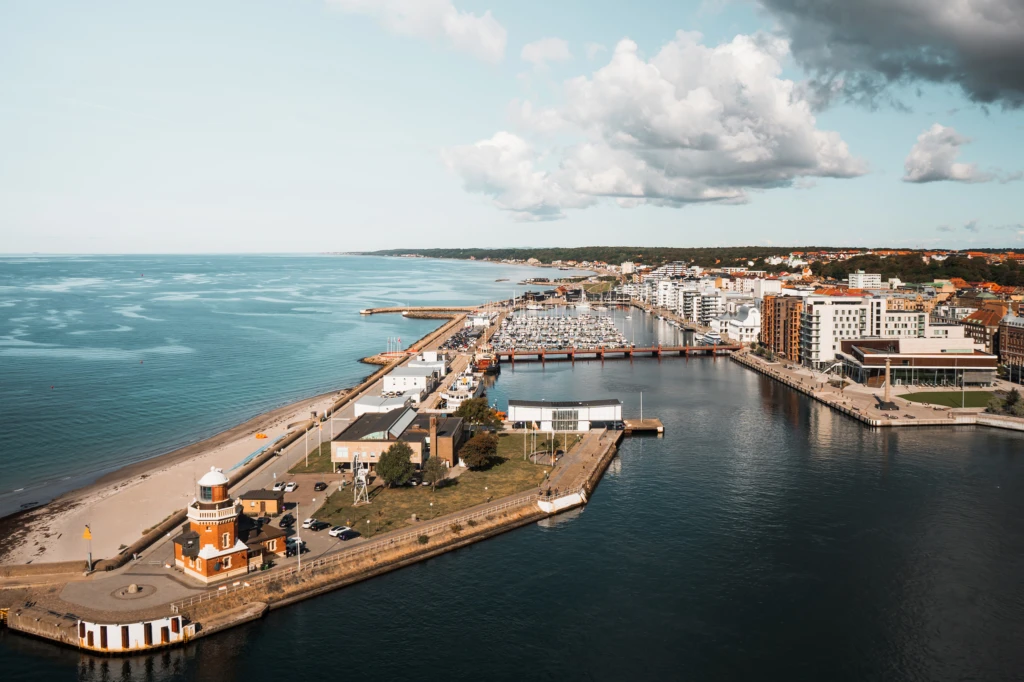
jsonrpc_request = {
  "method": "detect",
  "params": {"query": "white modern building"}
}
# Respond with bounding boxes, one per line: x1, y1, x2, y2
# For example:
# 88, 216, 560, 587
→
750, 278, 783, 299
847, 270, 882, 289
507, 399, 622, 432
799, 295, 930, 369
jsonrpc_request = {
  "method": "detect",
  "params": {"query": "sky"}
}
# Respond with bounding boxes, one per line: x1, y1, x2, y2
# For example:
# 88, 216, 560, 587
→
2, 0, 1023, 253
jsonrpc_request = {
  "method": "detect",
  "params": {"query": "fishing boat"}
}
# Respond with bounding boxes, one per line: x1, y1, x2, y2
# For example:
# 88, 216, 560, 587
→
473, 345, 500, 374
495, 278, 509, 282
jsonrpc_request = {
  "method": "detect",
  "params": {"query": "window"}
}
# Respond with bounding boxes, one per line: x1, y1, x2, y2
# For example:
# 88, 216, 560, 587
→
223, 556, 232, 569
199, 485, 213, 502
222, 532, 231, 549
196, 558, 203, 570
269, 539, 277, 551
188, 557, 194, 568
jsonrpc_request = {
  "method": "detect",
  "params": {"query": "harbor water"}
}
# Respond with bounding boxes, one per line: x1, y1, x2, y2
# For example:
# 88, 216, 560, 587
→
3, 257, 1024, 680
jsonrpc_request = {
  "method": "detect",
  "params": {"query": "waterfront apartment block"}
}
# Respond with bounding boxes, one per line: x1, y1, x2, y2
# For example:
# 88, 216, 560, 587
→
999, 314, 1024, 383
799, 296, 930, 369
761, 295, 803, 361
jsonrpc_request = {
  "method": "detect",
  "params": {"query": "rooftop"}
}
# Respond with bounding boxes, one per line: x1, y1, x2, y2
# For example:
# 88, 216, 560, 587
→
508, 398, 622, 408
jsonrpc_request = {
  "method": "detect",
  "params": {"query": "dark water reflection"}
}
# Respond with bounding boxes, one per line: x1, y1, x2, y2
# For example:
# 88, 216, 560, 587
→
5, 353, 1024, 681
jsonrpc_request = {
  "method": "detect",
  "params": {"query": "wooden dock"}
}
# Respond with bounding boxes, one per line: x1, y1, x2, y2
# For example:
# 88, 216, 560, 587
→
623, 418, 664, 434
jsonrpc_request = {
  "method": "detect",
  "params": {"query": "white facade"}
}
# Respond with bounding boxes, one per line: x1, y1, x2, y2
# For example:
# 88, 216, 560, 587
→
800, 296, 930, 368
621, 262, 635, 275
714, 306, 761, 344
383, 366, 436, 394
507, 399, 622, 432
79, 616, 193, 653
751, 278, 783, 299
848, 270, 882, 289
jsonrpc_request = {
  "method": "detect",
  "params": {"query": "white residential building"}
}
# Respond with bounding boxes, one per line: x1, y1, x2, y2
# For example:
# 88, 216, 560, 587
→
847, 270, 882, 289
751, 278, 783, 299
800, 296, 929, 369
621, 262, 635, 275
711, 306, 761, 344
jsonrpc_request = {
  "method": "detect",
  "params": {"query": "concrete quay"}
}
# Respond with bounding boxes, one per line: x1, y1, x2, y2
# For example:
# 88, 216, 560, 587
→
731, 351, 1024, 432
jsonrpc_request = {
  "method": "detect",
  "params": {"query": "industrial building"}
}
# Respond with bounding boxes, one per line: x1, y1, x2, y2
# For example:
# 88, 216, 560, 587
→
331, 407, 465, 469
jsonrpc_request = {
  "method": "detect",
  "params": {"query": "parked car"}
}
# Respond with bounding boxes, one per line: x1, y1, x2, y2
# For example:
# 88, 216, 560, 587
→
278, 513, 295, 528
329, 525, 353, 538
272, 482, 285, 492
313, 481, 327, 491
284, 482, 298, 493
285, 537, 307, 556
302, 517, 315, 529
310, 520, 330, 532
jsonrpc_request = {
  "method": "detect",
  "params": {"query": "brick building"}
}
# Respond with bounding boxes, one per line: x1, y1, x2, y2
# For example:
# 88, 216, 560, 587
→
999, 314, 1024, 384
760, 295, 803, 361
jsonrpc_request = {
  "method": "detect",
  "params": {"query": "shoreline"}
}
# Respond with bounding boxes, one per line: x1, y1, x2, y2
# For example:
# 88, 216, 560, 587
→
0, 315, 459, 565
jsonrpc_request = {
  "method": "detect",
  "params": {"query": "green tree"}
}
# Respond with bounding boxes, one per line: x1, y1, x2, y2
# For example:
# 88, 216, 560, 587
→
453, 398, 502, 428
1011, 399, 1024, 418
460, 432, 498, 470
377, 440, 414, 488
1005, 388, 1021, 409
422, 456, 447, 491
986, 396, 1005, 414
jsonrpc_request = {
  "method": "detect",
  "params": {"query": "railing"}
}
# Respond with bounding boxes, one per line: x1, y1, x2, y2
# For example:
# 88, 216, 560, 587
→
170, 491, 540, 613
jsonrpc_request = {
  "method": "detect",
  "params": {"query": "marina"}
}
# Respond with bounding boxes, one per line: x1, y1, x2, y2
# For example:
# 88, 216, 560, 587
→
492, 312, 631, 352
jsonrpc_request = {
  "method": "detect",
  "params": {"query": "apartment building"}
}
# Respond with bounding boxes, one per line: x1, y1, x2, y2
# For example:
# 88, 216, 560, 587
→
847, 271, 882, 289
999, 314, 1024, 383
761, 295, 804, 361
799, 296, 929, 369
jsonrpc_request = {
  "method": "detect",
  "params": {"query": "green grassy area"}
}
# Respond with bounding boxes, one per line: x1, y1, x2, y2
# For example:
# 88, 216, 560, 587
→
288, 442, 334, 474
313, 433, 557, 538
903, 391, 994, 408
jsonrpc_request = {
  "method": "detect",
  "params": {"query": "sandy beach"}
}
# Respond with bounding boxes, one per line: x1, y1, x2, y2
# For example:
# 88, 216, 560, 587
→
0, 389, 344, 565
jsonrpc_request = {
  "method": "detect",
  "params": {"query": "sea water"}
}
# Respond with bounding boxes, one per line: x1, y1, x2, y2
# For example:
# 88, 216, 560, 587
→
0, 254, 556, 513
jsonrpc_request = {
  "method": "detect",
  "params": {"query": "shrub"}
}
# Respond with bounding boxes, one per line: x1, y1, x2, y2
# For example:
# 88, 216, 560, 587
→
417, 535, 429, 545
450, 522, 463, 534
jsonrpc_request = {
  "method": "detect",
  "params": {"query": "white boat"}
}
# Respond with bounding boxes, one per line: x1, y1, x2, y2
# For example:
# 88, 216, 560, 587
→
526, 303, 544, 311
701, 330, 723, 345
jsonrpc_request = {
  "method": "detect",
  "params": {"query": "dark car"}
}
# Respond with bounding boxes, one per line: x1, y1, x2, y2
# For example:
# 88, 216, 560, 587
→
310, 520, 330, 532
278, 513, 295, 528
313, 481, 327, 491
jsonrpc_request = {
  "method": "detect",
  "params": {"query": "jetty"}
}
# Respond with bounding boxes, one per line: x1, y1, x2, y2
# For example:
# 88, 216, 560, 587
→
623, 418, 664, 434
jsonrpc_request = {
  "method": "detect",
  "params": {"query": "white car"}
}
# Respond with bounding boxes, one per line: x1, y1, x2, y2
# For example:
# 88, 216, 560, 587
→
328, 525, 353, 538
272, 482, 285, 492
302, 517, 315, 529
284, 482, 298, 492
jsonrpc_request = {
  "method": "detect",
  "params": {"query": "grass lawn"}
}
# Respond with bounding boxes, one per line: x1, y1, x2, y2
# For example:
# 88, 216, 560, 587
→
289, 442, 334, 474
903, 391, 994, 408
313, 433, 560, 538
584, 281, 614, 294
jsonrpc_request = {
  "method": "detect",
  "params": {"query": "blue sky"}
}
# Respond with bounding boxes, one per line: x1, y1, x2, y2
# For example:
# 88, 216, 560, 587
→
1, 0, 1022, 253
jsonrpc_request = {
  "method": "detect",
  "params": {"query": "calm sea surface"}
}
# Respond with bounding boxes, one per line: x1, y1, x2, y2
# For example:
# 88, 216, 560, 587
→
3, 259, 1024, 681
0, 255, 552, 513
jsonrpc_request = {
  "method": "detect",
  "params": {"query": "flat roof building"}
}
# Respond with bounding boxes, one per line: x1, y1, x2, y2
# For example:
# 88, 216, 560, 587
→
330, 407, 465, 469
507, 398, 622, 432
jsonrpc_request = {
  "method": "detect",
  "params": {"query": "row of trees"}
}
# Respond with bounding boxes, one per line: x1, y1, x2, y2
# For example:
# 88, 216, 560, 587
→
813, 254, 1024, 286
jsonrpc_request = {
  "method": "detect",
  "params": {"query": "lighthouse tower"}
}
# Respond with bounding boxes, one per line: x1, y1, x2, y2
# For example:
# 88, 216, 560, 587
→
172, 467, 249, 583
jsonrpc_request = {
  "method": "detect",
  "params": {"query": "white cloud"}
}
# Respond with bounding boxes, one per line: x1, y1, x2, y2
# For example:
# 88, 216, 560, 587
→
585, 42, 606, 60
329, 0, 506, 63
963, 219, 981, 233
902, 124, 990, 184
441, 132, 594, 221
445, 31, 866, 221
521, 38, 572, 68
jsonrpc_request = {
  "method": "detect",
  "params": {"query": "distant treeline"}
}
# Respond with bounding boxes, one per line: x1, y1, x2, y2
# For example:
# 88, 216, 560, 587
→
814, 255, 1024, 287
356, 247, 1024, 286
357, 246, 835, 268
